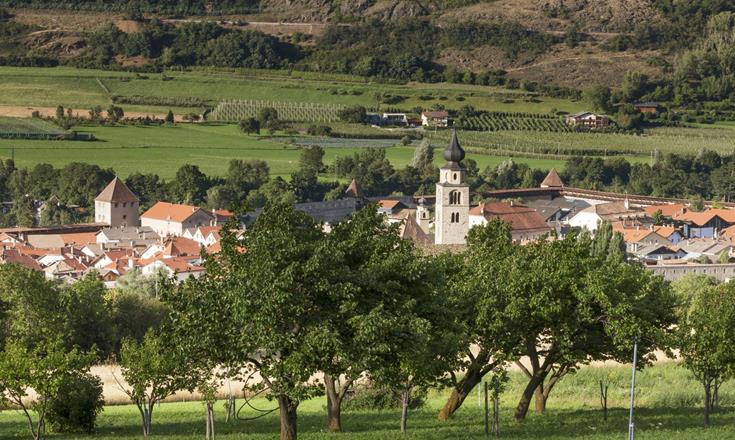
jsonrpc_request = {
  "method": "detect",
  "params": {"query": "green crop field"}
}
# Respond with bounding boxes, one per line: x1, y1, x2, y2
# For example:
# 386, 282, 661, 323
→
0, 66, 586, 116
0, 117, 64, 134
0, 363, 733, 439
0, 123, 566, 179
433, 126, 735, 158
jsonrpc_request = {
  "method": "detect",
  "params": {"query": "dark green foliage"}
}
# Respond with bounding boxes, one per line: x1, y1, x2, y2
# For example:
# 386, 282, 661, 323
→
337, 105, 367, 123
165, 110, 174, 124
238, 118, 260, 134
342, 385, 426, 412
46, 372, 104, 434
441, 21, 557, 59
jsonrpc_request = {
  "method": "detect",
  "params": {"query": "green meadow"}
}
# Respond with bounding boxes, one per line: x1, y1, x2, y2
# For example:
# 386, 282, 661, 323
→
0, 123, 565, 179
1, 363, 733, 439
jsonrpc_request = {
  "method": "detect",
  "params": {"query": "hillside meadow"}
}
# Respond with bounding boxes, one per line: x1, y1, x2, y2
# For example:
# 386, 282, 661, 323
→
1, 363, 733, 439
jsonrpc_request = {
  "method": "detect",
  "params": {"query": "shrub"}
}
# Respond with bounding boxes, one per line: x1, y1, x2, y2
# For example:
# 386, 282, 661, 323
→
307, 125, 333, 136
343, 385, 426, 412
46, 373, 104, 434
338, 105, 367, 123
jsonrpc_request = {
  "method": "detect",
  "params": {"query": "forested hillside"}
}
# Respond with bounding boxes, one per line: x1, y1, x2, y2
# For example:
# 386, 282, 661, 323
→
1, 0, 735, 94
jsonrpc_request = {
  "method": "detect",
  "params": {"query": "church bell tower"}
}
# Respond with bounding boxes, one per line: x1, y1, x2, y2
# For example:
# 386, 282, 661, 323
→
434, 130, 469, 245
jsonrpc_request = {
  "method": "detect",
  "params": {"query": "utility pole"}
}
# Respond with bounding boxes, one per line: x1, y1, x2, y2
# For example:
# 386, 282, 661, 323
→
628, 338, 639, 440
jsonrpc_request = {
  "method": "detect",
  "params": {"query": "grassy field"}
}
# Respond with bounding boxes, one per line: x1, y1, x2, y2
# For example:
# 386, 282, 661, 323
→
0, 123, 566, 179
0, 66, 585, 116
0, 117, 64, 135
1, 363, 733, 439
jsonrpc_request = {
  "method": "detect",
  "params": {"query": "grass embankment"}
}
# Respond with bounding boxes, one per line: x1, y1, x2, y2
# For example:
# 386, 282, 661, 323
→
1, 363, 732, 439
0, 123, 566, 178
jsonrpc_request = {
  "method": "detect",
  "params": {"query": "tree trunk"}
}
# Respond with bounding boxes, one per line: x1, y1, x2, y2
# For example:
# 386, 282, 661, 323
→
704, 381, 711, 428
400, 389, 410, 434
533, 385, 546, 413
206, 402, 215, 440
438, 368, 483, 421
514, 373, 546, 422
278, 394, 298, 440
600, 380, 608, 422
141, 405, 150, 437
324, 374, 348, 433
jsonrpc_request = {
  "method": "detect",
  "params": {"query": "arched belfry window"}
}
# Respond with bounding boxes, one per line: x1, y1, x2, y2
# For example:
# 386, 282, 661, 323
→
449, 190, 461, 205
450, 212, 460, 223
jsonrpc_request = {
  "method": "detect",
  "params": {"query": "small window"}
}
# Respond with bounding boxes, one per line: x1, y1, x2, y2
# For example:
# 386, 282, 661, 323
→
453, 173, 458, 180
114, 203, 118, 208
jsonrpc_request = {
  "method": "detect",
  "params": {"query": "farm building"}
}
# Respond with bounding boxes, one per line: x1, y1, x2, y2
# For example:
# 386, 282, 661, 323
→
634, 102, 660, 114
421, 111, 449, 127
381, 113, 408, 126
564, 112, 610, 129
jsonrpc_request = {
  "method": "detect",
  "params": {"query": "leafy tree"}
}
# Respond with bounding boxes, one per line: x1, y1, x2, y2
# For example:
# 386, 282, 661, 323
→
298, 145, 325, 175
10, 195, 36, 227
316, 205, 451, 432
46, 372, 104, 434
508, 233, 676, 420
257, 107, 279, 130
55, 105, 64, 120
89, 106, 103, 122
169, 202, 339, 440
337, 105, 367, 123
239, 117, 260, 134
245, 177, 297, 209
117, 331, 186, 437
107, 289, 169, 354
0, 339, 95, 440
165, 109, 174, 124
365, 252, 460, 433
170, 164, 208, 204
56, 162, 114, 207
678, 281, 735, 426
584, 85, 612, 113
61, 274, 114, 358
410, 138, 434, 172
438, 220, 520, 420
0, 264, 65, 348
125, 172, 167, 209
106, 105, 124, 123
671, 274, 720, 316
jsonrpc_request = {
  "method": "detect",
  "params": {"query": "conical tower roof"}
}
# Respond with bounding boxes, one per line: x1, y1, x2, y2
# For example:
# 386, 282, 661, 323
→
344, 178, 363, 198
95, 177, 139, 203
443, 129, 465, 163
540, 168, 564, 188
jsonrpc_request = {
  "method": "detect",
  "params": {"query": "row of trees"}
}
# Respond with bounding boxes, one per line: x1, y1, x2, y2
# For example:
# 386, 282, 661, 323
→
4, 201, 732, 440
6, 140, 735, 229
0, 266, 169, 439
153, 207, 675, 440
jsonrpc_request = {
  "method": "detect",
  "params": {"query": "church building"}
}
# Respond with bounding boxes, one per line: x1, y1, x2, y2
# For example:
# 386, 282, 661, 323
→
435, 130, 470, 244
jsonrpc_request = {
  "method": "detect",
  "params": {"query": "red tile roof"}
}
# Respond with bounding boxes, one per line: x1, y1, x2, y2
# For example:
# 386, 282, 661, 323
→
644, 204, 687, 218
540, 168, 564, 188
470, 202, 551, 233
95, 177, 139, 203
674, 209, 735, 226
141, 202, 210, 223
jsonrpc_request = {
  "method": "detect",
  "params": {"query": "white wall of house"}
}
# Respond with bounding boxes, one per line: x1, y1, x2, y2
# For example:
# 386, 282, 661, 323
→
567, 212, 602, 231
141, 211, 213, 237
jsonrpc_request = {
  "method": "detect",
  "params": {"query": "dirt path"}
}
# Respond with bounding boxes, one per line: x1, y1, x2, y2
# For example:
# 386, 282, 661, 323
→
0, 105, 192, 122
505, 52, 644, 73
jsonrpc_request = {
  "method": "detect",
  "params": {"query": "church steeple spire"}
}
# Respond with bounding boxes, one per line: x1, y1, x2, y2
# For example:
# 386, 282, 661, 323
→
443, 129, 465, 164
